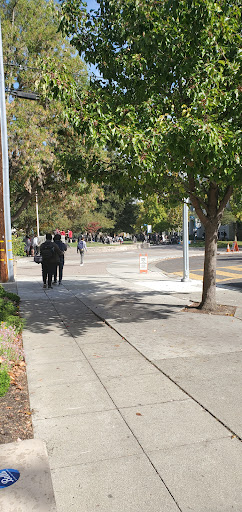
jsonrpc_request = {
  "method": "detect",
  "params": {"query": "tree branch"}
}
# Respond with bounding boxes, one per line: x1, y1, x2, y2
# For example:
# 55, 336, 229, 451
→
188, 176, 209, 226
11, 181, 38, 222
11, 191, 32, 222
217, 185, 233, 218
186, 177, 208, 213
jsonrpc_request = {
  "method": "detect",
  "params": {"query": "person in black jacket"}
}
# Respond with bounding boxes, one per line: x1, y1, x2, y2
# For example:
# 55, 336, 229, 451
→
40, 233, 63, 289
53, 234, 67, 285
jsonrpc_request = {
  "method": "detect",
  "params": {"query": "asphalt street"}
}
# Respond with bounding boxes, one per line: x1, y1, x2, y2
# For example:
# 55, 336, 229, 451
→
156, 251, 242, 290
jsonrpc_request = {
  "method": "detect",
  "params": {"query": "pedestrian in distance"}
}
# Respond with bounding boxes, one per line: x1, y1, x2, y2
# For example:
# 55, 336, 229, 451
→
53, 234, 67, 285
68, 229, 73, 243
33, 234, 39, 255
23, 235, 31, 256
40, 234, 64, 289
77, 236, 87, 266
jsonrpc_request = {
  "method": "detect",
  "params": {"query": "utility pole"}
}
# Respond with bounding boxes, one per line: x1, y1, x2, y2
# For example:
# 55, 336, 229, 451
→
0, 128, 8, 281
0, 18, 14, 282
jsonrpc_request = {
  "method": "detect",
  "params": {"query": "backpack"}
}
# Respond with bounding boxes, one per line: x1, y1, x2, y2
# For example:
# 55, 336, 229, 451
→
78, 240, 84, 252
41, 243, 55, 260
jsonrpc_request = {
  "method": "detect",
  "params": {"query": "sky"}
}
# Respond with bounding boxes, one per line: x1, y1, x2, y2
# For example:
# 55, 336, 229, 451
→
86, 0, 99, 12
84, 0, 100, 76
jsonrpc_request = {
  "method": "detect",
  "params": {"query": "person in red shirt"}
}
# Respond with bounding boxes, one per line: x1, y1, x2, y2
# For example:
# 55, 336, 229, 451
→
68, 229, 73, 243
60, 230, 66, 237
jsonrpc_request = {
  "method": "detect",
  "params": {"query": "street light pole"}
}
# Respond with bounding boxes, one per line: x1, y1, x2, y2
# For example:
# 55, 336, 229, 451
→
0, 18, 14, 282
181, 198, 190, 282
35, 191, 39, 237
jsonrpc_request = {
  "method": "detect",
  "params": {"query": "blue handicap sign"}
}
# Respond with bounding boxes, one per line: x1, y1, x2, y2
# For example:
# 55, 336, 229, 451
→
0, 469, 20, 488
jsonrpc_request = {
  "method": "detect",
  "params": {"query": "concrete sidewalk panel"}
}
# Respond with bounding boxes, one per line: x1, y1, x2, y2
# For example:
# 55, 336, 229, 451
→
108, 313, 242, 360
153, 351, 242, 437
81, 339, 137, 360
0, 439, 56, 511
29, 378, 115, 420
102, 372, 186, 408
121, 400, 229, 452
53, 301, 95, 317
24, 342, 83, 365
149, 437, 242, 512
51, 454, 180, 512
33, 410, 142, 469
23, 333, 77, 351
26, 359, 97, 387
234, 305, 242, 320
72, 326, 124, 345
89, 353, 158, 380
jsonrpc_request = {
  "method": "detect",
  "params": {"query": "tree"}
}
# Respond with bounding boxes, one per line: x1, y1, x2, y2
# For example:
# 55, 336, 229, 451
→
222, 192, 242, 240
58, 0, 241, 311
134, 196, 183, 234
95, 187, 139, 234
1, 0, 88, 220
13, 181, 138, 236
12, 181, 106, 234
84, 221, 102, 236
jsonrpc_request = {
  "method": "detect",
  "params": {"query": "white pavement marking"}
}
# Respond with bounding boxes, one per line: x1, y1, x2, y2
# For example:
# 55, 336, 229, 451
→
136, 279, 202, 293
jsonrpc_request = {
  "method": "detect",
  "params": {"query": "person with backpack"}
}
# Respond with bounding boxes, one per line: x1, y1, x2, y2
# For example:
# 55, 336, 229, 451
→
40, 233, 64, 289
77, 236, 87, 266
23, 235, 31, 257
53, 233, 67, 285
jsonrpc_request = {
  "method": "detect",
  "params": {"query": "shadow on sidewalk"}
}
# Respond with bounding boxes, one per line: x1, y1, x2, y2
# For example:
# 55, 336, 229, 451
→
19, 278, 185, 336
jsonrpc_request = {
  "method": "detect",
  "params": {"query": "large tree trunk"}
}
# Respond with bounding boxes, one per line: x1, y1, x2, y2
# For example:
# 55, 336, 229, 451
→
199, 221, 218, 311
188, 179, 233, 312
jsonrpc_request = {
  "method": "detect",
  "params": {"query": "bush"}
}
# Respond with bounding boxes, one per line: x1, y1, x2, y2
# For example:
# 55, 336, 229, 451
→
0, 367, 10, 397
0, 283, 25, 397
0, 286, 20, 304
0, 285, 24, 334
12, 234, 25, 257
0, 322, 24, 396
0, 286, 25, 396
0, 323, 24, 367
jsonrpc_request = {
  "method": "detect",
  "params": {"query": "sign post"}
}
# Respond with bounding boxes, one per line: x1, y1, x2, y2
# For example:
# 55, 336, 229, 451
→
139, 254, 148, 273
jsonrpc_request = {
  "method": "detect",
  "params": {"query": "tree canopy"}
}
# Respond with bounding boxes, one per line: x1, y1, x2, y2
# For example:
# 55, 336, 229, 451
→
1, 0, 89, 220
58, 0, 241, 310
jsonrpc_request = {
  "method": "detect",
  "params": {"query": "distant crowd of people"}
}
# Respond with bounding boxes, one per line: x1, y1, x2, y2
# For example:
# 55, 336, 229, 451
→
54, 228, 73, 243
23, 229, 73, 258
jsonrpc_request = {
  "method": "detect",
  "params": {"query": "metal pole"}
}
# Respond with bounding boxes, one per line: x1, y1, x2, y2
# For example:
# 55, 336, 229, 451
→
35, 191, 39, 237
181, 198, 190, 282
0, 128, 8, 282
0, 18, 14, 281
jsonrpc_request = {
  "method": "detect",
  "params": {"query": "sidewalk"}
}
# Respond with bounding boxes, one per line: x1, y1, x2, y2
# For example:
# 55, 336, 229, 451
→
1, 247, 242, 511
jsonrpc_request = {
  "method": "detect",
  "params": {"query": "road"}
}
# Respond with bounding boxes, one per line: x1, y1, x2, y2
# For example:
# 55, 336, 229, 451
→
156, 250, 242, 289
16, 243, 242, 290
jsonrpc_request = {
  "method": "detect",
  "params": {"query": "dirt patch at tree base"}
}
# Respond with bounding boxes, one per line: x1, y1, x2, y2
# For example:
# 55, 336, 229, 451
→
183, 302, 236, 316
0, 362, 33, 445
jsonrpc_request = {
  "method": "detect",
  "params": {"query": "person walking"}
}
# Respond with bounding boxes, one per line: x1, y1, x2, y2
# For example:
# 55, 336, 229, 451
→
53, 234, 67, 285
77, 236, 87, 266
33, 234, 39, 255
40, 234, 63, 289
23, 235, 31, 256
68, 229, 73, 243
